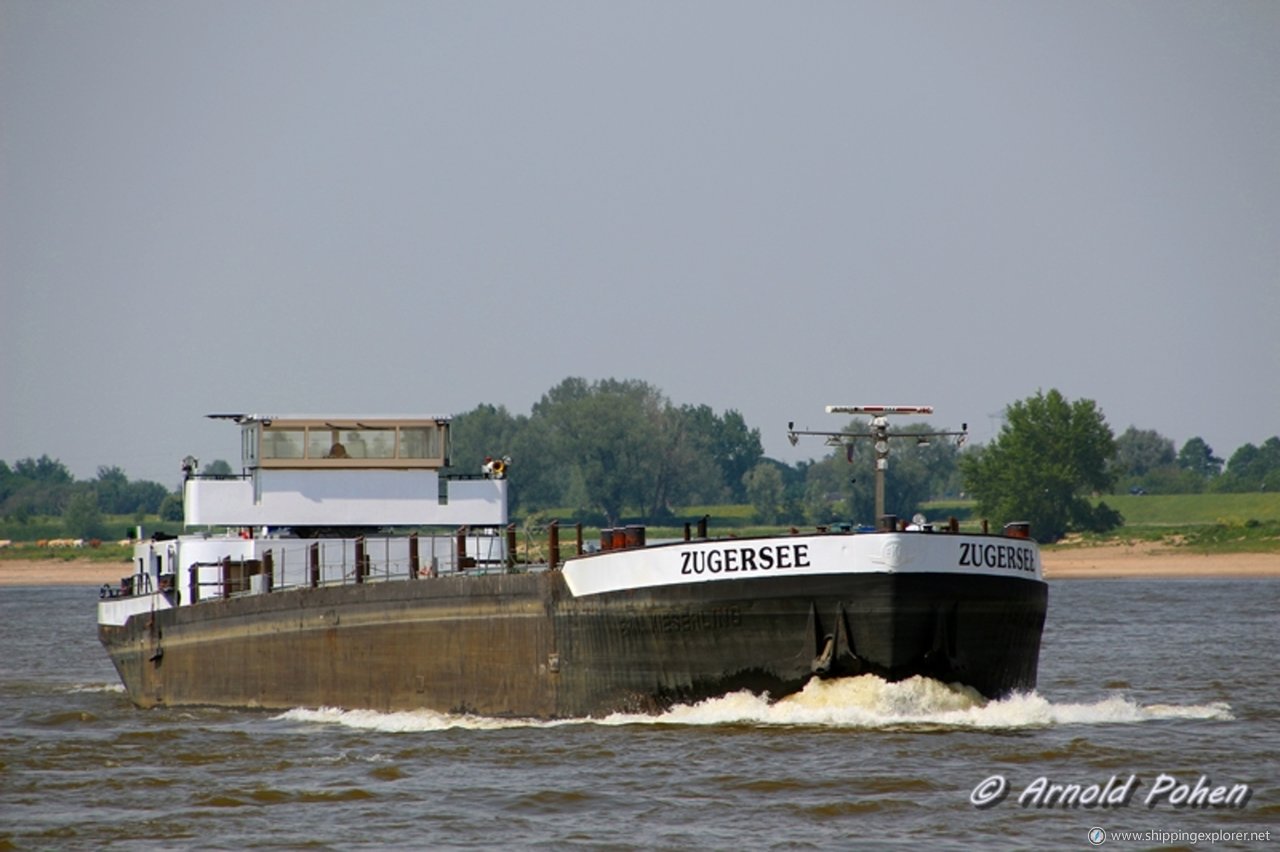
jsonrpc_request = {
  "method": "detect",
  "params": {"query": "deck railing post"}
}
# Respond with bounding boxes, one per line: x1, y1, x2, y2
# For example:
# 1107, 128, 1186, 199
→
548, 521, 560, 571
456, 526, 469, 572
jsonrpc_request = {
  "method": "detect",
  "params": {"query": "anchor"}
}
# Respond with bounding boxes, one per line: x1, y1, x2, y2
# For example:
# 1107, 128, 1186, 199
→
920, 604, 960, 679
807, 602, 862, 677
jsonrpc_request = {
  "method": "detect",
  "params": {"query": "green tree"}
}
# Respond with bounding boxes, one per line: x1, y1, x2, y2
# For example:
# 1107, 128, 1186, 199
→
802, 457, 853, 525
95, 465, 130, 513
528, 377, 727, 524
530, 378, 662, 524
743, 462, 784, 524
3, 455, 75, 516
202, 459, 234, 477
1110, 427, 1179, 494
679, 405, 763, 503
64, 489, 108, 539
646, 403, 723, 515
891, 422, 965, 511
0, 461, 17, 505
124, 480, 171, 514
447, 404, 535, 511
1177, 437, 1223, 480
14, 455, 73, 484
532, 379, 664, 524
1216, 437, 1280, 492
1140, 465, 1207, 495
961, 389, 1120, 543
86, 466, 171, 514
158, 493, 184, 523
448, 404, 523, 475
711, 409, 763, 502
1112, 427, 1175, 478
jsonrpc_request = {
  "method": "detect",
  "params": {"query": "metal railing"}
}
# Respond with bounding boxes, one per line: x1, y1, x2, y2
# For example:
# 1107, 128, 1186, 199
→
180, 530, 521, 604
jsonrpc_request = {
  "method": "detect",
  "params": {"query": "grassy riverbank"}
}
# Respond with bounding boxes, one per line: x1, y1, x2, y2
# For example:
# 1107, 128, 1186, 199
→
4, 494, 1279, 568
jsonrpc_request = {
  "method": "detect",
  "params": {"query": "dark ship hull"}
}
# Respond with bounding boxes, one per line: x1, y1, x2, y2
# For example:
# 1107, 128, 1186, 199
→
99, 546, 1047, 718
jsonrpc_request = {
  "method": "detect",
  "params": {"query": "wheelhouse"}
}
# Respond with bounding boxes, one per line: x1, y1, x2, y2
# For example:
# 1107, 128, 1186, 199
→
237, 416, 450, 470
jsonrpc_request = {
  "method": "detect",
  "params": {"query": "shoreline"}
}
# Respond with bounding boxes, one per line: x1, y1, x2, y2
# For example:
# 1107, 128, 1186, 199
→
1039, 542, 1278, 579
1, 546, 1277, 586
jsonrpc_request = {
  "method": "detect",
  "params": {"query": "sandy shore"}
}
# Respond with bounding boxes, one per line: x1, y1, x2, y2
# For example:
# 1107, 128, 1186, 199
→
1040, 541, 1278, 579
0, 559, 134, 587
1, 546, 1277, 586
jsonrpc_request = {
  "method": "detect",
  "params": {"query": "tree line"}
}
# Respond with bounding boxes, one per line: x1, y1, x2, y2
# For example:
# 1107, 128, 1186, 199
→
3, 378, 1278, 543
446, 378, 766, 525
449, 378, 968, 528
1110, 427, 1280, 495
451, 380, 1277, 541
0, 457, 179, 540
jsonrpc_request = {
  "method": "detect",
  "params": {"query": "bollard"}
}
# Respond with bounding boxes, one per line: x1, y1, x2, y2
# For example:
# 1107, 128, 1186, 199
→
1003, 521, 1032, 539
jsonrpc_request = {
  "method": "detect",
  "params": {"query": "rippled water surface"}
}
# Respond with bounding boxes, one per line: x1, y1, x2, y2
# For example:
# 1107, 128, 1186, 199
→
2, 579, 1277, 849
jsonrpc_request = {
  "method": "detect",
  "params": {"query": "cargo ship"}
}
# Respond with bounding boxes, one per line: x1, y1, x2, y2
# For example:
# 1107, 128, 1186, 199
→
98, 408, 1047, 718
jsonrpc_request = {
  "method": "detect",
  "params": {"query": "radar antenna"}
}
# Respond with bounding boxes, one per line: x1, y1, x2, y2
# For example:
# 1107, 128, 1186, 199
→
787, 405, 968, 522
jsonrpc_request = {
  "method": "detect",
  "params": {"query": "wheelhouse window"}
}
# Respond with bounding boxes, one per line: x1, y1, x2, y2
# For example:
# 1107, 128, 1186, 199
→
250, 419, 449, 469
399, 427, 440, 459
242, 426, 258, 465
262, 429, 305, 459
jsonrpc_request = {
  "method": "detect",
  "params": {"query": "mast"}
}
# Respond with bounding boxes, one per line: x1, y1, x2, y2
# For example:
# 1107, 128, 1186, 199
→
787, 405, 967, 523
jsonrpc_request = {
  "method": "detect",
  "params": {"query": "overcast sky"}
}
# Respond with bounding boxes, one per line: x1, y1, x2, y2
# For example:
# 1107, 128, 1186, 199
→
3, 2, 1278, 487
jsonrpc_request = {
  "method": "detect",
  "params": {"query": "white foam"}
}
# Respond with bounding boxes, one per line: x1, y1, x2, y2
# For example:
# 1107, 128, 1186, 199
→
273, 675, 1234, 733
278, 706, 536, 732
67, 682, 127, 694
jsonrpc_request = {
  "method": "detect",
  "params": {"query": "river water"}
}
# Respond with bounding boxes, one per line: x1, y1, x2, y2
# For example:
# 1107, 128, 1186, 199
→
2, 578, 1277, 850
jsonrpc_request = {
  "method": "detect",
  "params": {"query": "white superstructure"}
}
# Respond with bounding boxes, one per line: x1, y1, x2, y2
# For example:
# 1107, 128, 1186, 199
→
99, 414, 510, 627
184, 414, 506, 529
